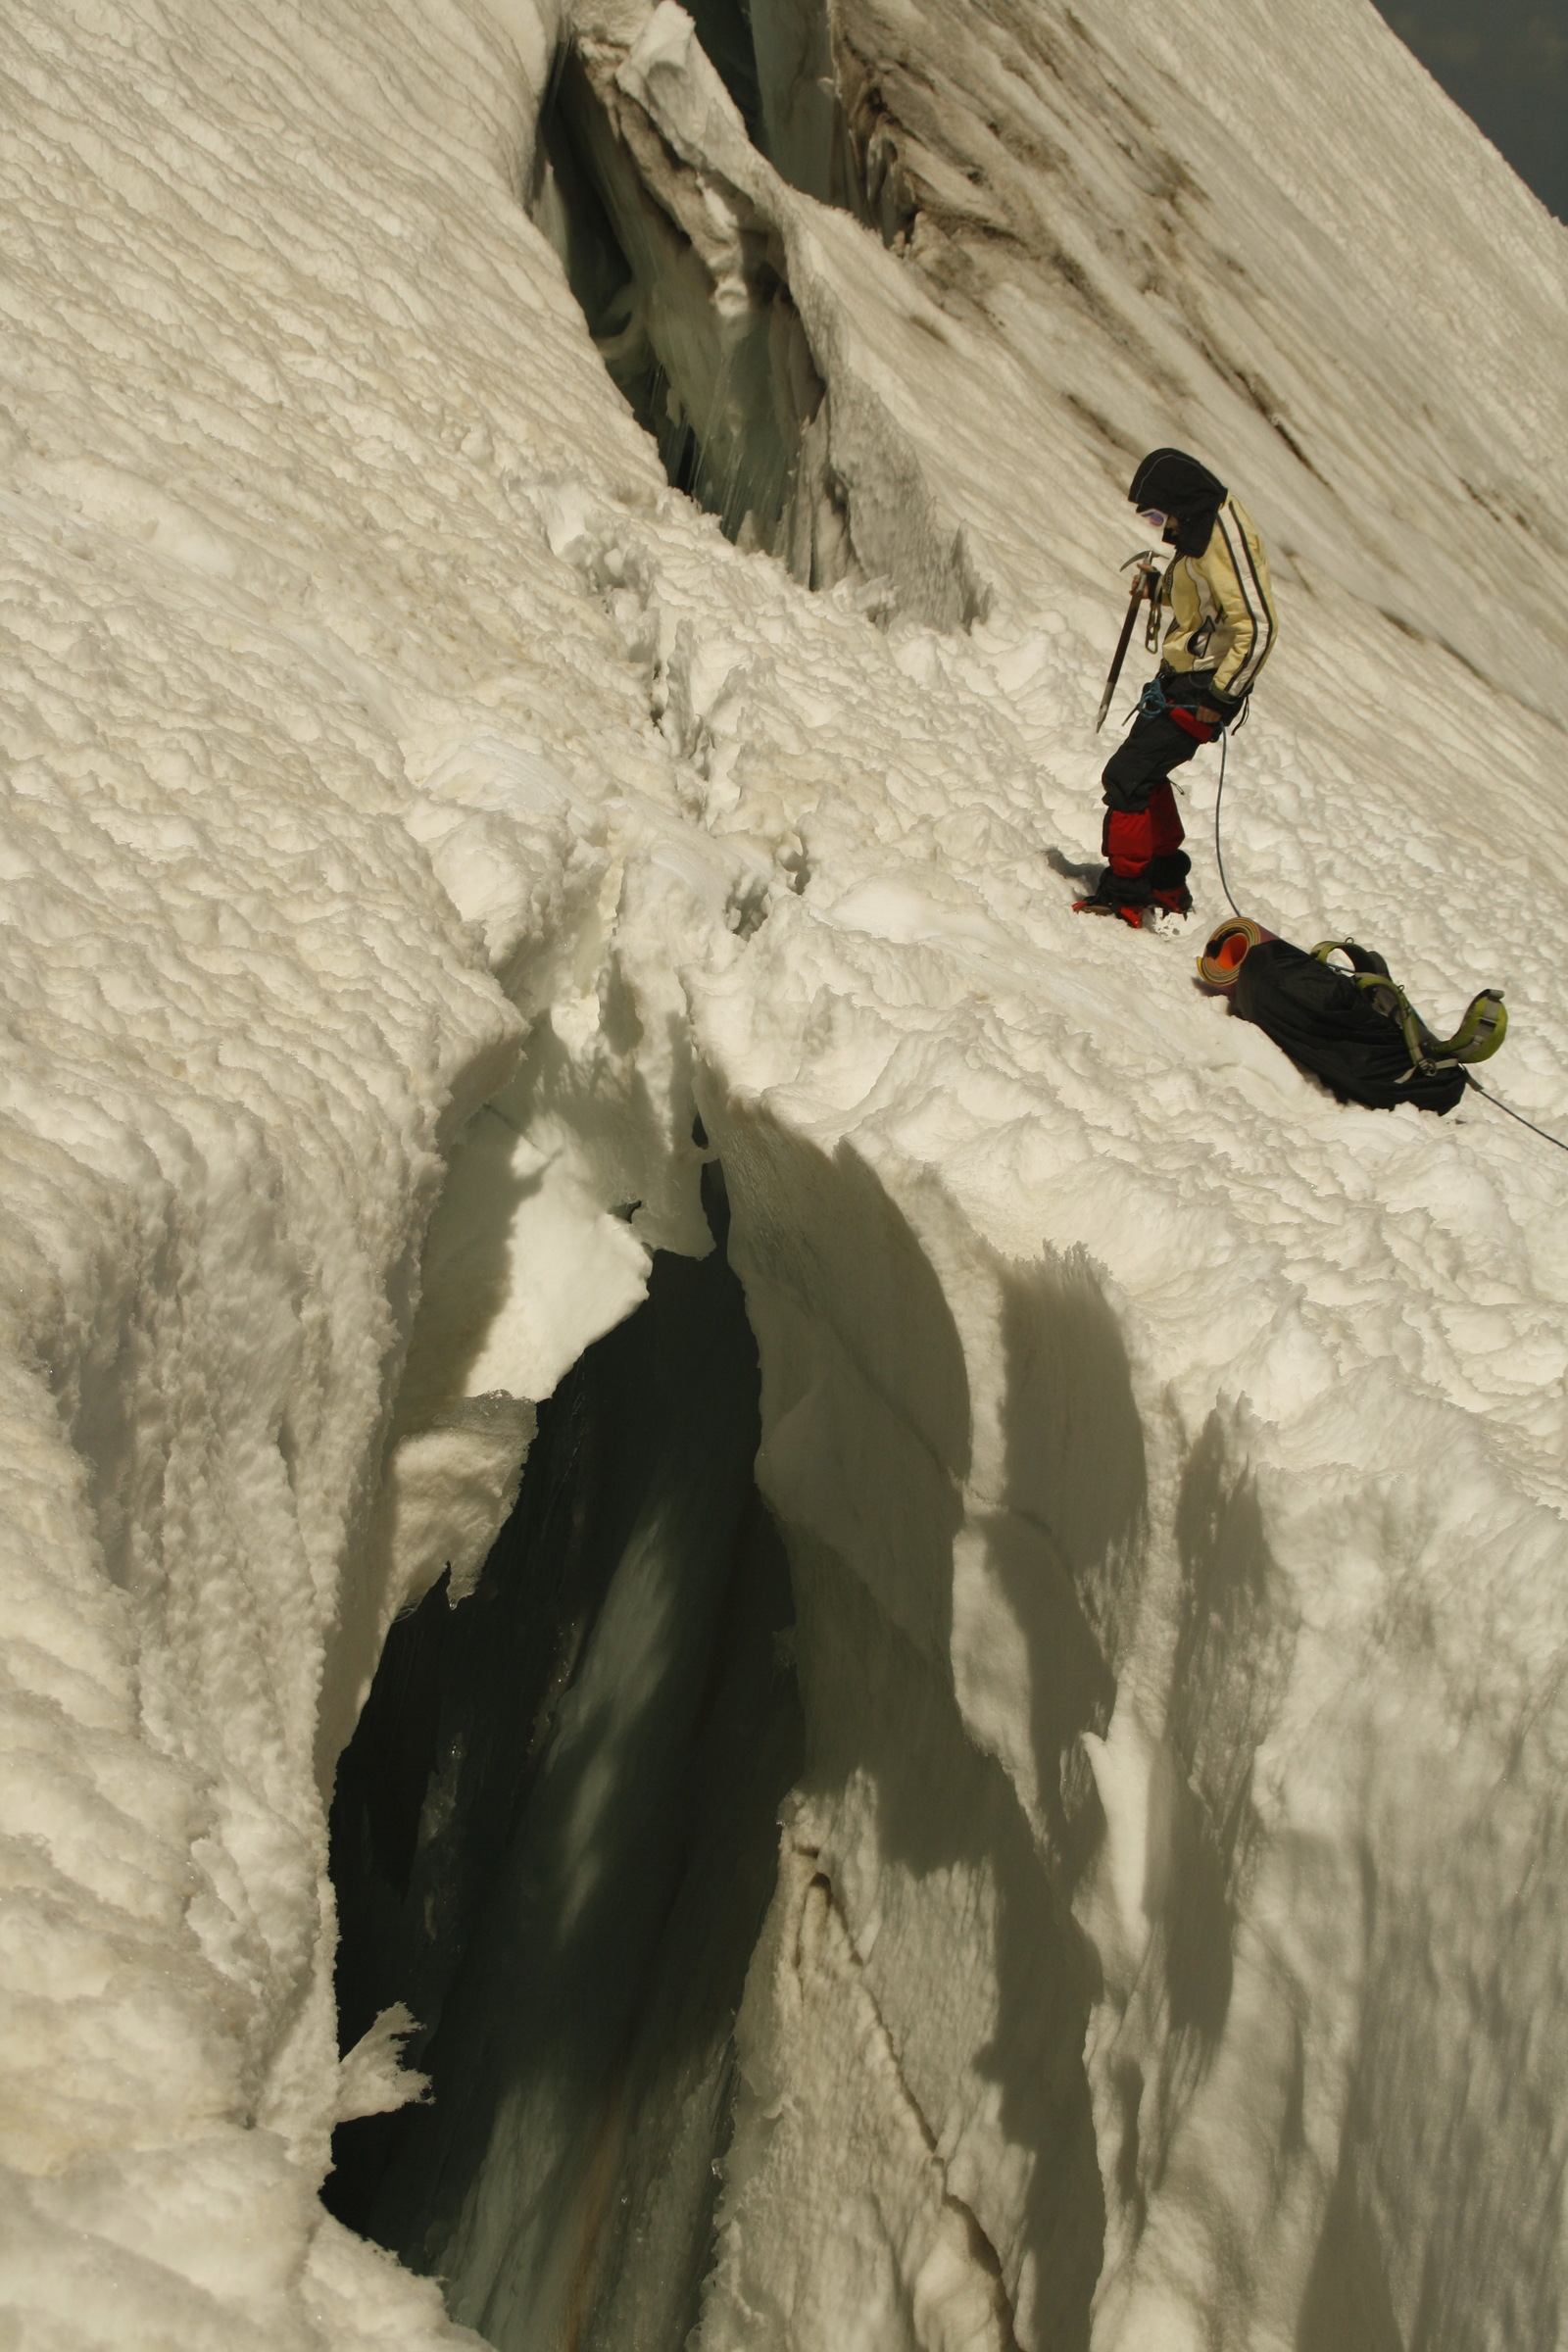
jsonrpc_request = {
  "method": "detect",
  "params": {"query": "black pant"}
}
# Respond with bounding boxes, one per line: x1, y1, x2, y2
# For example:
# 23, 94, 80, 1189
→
1102, 709, 1202, 814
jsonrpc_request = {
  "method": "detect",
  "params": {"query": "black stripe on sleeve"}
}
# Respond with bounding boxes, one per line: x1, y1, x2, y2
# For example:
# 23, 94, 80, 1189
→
1223, 507, 1275, 691
1215, 509, 1261, 689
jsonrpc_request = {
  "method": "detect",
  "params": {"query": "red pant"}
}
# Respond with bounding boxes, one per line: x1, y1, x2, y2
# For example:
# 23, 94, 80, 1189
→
1104, 777, 1185, 881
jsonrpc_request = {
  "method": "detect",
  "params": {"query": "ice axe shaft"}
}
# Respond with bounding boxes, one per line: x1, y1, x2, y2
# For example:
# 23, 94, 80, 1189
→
1094, 552, 1161, 733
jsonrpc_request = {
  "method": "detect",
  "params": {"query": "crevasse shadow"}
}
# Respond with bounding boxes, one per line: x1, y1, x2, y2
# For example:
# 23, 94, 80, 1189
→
994, 1253, 1148, 1842
392, 1100, 548, 1433
1168, 1420, 1294, 2010
723, 1112, 1109, 2346
327, 1170, 802, 2352
977, 1250, 1156, 2339
1153, 1416, 1298, 2173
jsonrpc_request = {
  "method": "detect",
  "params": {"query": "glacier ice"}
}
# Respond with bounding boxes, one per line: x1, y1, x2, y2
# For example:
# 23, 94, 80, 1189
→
533, 1, 989, 620
1, 0, 1567, 2344
536, 25, 827, 562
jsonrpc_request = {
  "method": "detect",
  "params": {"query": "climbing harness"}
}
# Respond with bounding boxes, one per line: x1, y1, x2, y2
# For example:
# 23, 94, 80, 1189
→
1129, 668, 1238, 735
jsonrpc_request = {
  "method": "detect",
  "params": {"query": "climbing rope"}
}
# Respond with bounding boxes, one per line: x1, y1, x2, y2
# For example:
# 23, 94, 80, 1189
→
1213, 731, 1242, 917
1462, 1072, 1568, 1154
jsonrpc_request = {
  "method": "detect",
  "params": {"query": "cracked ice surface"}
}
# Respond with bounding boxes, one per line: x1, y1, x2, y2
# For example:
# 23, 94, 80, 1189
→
1, 0, 1567, 2345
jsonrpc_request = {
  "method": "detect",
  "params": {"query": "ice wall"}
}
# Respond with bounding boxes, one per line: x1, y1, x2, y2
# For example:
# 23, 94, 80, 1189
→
532, 2, 989, 619
3, 0, 1568, 2346
534, 36, 833, 567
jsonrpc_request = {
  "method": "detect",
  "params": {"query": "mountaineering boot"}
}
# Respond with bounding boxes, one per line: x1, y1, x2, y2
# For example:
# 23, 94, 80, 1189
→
1073, 891, 1147, 929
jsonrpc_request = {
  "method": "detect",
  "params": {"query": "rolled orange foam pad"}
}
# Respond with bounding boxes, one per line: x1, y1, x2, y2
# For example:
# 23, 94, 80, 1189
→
1197, 915, 1271, 989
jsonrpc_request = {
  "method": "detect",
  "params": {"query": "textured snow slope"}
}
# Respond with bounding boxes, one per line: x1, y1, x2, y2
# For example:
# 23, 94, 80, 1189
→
1, 0, 1566, 2345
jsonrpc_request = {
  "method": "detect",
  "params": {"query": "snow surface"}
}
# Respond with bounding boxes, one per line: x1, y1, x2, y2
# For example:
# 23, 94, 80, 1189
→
1, 0, 1567, 2344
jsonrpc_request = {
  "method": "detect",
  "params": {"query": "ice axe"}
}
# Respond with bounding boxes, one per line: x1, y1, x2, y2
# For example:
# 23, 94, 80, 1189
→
1094, 550, 1163, 732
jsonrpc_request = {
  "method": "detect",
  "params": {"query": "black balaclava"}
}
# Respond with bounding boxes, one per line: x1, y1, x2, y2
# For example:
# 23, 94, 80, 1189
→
1128, 448, 1227, 557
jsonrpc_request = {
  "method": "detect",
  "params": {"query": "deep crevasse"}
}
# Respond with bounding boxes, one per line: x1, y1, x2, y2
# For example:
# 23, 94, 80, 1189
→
1, 0, 1567, 2347
329, 1182, 804, 2351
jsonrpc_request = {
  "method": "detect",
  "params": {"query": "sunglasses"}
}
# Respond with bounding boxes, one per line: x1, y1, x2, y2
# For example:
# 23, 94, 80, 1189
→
1137, 507, 1170, 534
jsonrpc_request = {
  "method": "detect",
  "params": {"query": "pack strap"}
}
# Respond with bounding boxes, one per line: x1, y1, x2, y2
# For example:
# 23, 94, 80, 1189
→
1311, 941, 1507, 1070
1433, 989, 1508, 1065
1310, 936, 1390, 980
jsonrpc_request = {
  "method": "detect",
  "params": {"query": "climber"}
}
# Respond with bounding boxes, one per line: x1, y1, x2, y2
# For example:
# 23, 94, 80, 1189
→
1077, 448, 1279, 929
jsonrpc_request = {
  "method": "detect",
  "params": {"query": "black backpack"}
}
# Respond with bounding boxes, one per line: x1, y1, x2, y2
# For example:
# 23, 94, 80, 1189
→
1199, 921, 1506, 1115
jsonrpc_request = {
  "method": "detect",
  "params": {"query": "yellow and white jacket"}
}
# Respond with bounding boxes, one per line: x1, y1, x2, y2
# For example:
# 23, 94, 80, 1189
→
1159, 497, 1278, 702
